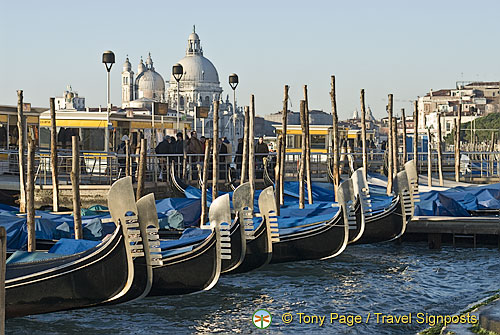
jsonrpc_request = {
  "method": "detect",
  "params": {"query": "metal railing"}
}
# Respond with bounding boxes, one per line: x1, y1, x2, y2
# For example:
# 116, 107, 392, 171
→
1, 149, 499, 186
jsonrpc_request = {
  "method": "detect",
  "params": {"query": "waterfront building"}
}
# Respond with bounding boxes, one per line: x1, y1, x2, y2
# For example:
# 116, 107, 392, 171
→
0, 103, 46, 150
55, 85, 85, 111
120, 27, 243, 142
417, 81, 500, 139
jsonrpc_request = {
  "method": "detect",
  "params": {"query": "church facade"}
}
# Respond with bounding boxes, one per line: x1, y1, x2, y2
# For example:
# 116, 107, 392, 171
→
120, 27, 243, 142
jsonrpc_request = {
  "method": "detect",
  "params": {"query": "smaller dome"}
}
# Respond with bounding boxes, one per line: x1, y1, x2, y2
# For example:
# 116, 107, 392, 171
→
352, 109, 359, 119
137, 58, 146, 75
123, 57, 131, 71
189, 32, 200, 41
137, 69, 165, 100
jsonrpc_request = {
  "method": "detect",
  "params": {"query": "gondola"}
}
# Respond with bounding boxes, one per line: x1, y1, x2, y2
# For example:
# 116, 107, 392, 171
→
258, 180, 355, 264
102, 178, 162, 305
170, 160, 190, 195
225, 182, 275, 274
5, 177, 138, 318
263, 157, 275, 188
351, 168, 412, 244
227, 166, 238, 191
220, 212, 246, 273
147, 194, 230, 296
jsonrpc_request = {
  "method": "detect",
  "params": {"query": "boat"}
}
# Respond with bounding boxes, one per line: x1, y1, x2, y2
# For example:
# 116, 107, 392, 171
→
263, 157, 275, 188
351, 168, 411, 244
5, 177, 139, 318
102, 177, 163, 305
220, 206, 246, 274
170, 160, 190, 195
259, 180, 355, 264
225, 183, 275, 274
147, 194, 230, 296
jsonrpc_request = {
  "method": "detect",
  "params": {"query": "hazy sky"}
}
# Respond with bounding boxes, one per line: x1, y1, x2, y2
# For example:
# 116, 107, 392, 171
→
1, 0, 499, 120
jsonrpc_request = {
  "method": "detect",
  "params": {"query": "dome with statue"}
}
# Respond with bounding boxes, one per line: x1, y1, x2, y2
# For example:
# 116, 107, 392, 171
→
135, 54, 165, 100
167, 26, 222, 110
169, 27, 219, 85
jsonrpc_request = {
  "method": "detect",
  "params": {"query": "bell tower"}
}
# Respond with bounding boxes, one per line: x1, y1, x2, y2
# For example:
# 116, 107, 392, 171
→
121, 56, 134, 105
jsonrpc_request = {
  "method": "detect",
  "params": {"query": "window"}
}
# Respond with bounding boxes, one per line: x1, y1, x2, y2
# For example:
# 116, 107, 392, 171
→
311, 135, 326, 149
81, 128, 104, 151
446, 122, 451, 132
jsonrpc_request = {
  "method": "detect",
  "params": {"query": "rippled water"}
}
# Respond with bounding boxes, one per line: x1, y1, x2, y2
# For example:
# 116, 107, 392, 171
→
6, 243, 500, 334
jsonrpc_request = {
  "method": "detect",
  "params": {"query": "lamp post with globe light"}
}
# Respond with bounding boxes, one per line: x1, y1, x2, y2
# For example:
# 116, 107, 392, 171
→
102, 50, 115, 153
172, 63, 184, 131
229, 73, 239, 144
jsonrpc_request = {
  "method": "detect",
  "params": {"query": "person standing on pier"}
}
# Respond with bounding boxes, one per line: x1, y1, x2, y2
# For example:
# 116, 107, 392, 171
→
187, 131, 203, 161
235, 137, 243, 172
255, 136, 269, 178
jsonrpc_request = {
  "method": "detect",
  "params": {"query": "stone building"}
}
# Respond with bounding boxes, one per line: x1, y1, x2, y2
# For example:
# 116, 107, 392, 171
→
120, 27, 243, 142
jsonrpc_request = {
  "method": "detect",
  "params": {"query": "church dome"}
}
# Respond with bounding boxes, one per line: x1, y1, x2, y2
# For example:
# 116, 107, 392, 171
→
137, 69, 165, 99
170, 26, 219, 85
352, 109, 359, 119
123, 57, 131, 72
188, 32, 200, 41
171, 55, 219, 84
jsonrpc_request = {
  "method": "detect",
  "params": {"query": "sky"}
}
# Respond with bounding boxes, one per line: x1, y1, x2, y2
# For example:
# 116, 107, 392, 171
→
1, 0, 499, 120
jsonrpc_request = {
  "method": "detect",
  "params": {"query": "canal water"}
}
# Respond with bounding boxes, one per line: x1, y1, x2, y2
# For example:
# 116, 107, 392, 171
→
6, 242, 500, 334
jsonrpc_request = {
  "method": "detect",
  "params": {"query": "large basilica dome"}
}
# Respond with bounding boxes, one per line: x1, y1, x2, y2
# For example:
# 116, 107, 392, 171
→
136, 54, 164, 100
167, 27, 222, 109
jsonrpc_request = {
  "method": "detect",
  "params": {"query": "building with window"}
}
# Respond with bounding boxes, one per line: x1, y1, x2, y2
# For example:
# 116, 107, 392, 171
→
120, 27, 243, 142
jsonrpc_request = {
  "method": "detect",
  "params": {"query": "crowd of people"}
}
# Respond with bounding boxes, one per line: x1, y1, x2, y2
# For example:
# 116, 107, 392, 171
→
117, 131, 271, 181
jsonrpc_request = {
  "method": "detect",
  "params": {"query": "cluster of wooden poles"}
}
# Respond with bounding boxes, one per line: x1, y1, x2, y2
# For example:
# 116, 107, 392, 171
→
195, 75, 466, 222
14, 78, 466, 249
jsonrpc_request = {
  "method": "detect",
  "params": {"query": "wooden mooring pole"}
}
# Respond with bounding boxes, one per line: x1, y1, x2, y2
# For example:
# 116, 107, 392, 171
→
249, 96, 255, 203
200, 139, 210, 225
182, 128, 187, 180
125, 139, 130, 177
27, 138, 35, 251
437, 112, 444, 186
454, 119, 459, 180
0, 226, 5, 334
391, 101, 398, 174
427, 128, 433, 187
401, 108, 407, 164
275, 135, 282, 215
387, 96, 393, 195
280, 86, 289, 205
241, 106, 249, 183
330, 76, 340, 200
413, 100, 419, 170
49, 97, 59, 212
136, 138, 147, 200
489, 132, 495, 176
455, 104, 462, 182
71, 136, 83, 239
212, 100, 220, 200
360, 89, 368, 180
299, 100, 306, 209
17, 90, 26, 213
303, 86, 313, 204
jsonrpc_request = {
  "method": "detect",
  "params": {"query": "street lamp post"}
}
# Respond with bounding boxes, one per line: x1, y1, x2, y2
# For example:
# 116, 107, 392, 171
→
102, 50, 115, 153
229, 73, 239, 144
172, 63, 184, 131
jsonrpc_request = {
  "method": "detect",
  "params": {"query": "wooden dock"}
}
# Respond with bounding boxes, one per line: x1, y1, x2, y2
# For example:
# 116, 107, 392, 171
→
406, 216, 500, 249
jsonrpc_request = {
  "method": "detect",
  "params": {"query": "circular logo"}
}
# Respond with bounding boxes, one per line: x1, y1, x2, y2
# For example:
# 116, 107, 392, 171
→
252, 309, 272, 329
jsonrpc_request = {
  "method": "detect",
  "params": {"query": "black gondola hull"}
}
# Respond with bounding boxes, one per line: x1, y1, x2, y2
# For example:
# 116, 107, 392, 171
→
270, 208, 348, 264
353, 197, 405, 244
5, 227, 131, 318
221, 217, 245, 273
149, 231, 219, 296
227, 219, 271, 274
